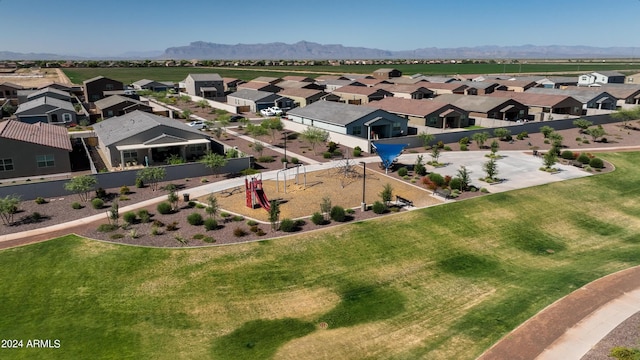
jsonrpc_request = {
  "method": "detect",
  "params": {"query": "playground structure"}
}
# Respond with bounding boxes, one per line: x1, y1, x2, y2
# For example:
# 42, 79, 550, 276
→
276, 164, 307, 193
372, 143, 407, 174
245, 176, 271, 211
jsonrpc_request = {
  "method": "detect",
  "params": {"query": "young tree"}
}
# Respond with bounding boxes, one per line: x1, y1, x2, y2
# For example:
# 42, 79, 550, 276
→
246, 123, 269, 138
380, 183, 393, 206
301, 127, 330, 155
136, 167, 166, 191
196, 99, 209, 109
108, 200, 120, 226
414, 155, 427, 176
268, 200, 280, 231
611, 106, 640, 128
543, 149, 558, 170
206, 194, 219, 219
573, 118, 593, 132
217, 115, 230, 132
261, 117, 284, 143
456, 165, 472, 191
64, 175, 98, 202
200, 151, 228, 177
181, 109, 192, 120
472, 132, 490, 149
539, 125, 555, 138
165, 184, 179, 211
418, 132, 435, 149
548, 132, 564, 154
253, 140, 265, 157
0, 194, 20, 226
483, 158, 499, 181
586, 125, 606, 142
490, 139, 500, 156
430, 146, 441, 164
320, 196, 332, 222
493, 128, 511, 141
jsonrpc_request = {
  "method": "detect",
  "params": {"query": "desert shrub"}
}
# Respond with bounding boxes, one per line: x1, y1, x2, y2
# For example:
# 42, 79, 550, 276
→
157, 201, 172, 214
449, 177, 462, 191
97, 223, 118, 232
247, 219, 258, 226
414, 162, 427, 176
200, 177, 209, 183
460, 143, 468, 151
436, 141, 444, 149
295, 219, 306, 227
95, 187, 107, 199
71, 202, 83, 209
91, 198, 104, 209
561, 150, 574, 160
323, 152, 332, 159
119, 185, 130, 195
589, 157, 604, 169
137, 209, 151, 223
232, 215, 244, 222
152, 219, 165, 227
257, 156, 275, 163
279, 218, 296, 232
119, 195, 130, 201
576, 136, 583, 141
233, 227, 247, 237
220, 212, 231, 218
192, 234, 205, 240
543, 139, 550, 144
195, 203, 206, 209
311, 212, 325, 225
202, 236, 215, 243
372, 201, 386, 214
187, 212, 204, 226
428, 172, 445, 187
398, 167, 408, 177
187, 201, 196, 208
34, 197, 47, 204
458, 137, 469, 145
256, 229, 267, 236
31, 212, 43, 222
290, 157, 299, 164
135, 178, 144, 188
582, 139, 590, 144
151, 226, 162, 236
443, 145, 452, 151
333, 149, 342, 156
250, 225, 259, 233
129, 229, 139, 239
327, 141, 338, 152
122, 211, 137, 224
517, 131, 528, 140
345, 208, 355, 215
110, 233, 124, 240
166, 221, 179, 231
203, 217, 218, 231
609, 346, 640, 360
330, 206, 346, 222
577, 153, 591, 164
422, 176, 437, 190
353, 146, 362, 157
480, 187, 489, 193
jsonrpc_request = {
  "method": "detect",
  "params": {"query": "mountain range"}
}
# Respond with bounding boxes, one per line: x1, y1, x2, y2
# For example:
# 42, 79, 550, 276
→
2, 41, 640, 60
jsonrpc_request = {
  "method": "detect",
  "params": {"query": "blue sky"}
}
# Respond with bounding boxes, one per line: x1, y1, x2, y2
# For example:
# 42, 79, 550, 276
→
2, 0, 640, 56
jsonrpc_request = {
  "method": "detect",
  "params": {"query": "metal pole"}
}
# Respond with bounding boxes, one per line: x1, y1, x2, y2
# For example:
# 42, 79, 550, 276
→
360, 162, 366, 211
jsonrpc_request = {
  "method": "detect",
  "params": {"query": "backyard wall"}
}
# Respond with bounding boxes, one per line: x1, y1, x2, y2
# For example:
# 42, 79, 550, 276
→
179, 93, 239, 114
0, 157, 252, 200
282, 118, 370, 151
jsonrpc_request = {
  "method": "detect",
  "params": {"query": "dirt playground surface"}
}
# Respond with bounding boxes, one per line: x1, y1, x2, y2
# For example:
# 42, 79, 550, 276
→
208, 166, 441, 222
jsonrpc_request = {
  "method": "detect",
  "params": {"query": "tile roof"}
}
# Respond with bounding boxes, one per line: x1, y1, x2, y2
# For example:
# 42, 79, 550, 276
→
237, 81, 281, 91
282, 75, 313, 82
375, 83, 433, 94
332, 85, 392, 96
92, 110, 207, 146
251, 76, 281, 84
525, 87, 616, 103
278, 88, 324, 98
0, 82, 24, 89
0, 119, 72, 150
435, 94, 523, 113
187, 73, 222, 81
365, 97, 463, 117
486, 91, 579, 107
423, 83, 468, 91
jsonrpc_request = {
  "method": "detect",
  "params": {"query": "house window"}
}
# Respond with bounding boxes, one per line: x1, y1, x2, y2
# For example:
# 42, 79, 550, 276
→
392, 122, 401, 131
427, 117, 438, 126
106, 110, 114, 117
188, 144, 205, 152
123, 150, 137, 159
0, 158, 13, 171
36, 154, 55, 168
353, 126, 362, 135
62, 113, 72, 122
105, 84, 114, 90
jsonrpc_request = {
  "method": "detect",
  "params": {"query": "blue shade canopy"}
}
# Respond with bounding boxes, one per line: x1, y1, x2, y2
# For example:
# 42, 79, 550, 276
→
373, 143, 406, 171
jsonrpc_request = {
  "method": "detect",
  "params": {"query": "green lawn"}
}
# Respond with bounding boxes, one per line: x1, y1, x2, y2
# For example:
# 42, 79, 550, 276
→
2, 152, 640, 359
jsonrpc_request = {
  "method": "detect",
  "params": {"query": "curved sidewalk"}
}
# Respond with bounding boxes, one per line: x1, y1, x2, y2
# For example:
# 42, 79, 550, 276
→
477, 265, 640, 360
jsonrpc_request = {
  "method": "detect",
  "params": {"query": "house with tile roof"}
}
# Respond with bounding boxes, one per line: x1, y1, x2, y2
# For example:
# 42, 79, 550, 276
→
487, 91, 583, 120
226, 89, 294, 113
275, 80, 324, 91
237, 81, 283, 93
0, 119, 72, 179
286, 101, 408, 140
15, 96, 77, 124
373, 68, 402, 79
92, 111, 213, 168
525, 87, 617, 112
222, 77, 245, 93
282, 75, 314, 82
374, 84, 434, 99
278, 88, 340, 108
321, 79, 365, 92
434, 94, 529, 121
423, 82, 469, 95
366, 97, 469, 129
94, 95, 153, 119
331, 85, 393, 104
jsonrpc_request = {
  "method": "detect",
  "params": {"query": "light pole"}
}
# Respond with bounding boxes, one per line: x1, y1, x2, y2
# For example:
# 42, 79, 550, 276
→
282, 130, 290, 169
360, 161, 366, 211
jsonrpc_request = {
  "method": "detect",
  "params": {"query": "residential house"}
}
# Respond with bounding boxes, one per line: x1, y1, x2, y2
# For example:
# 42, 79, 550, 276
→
372, 68, 402, 79
342, 74, 375, 81
331, 85, 393, 104
492, 79, 537, 92
184, 73, 224, 99
94, 95, 153, 119
487, 91, 583, 120
366, 97, 469, 129
282, 75, 314, 82
374, 84, 434, 99
578, 71, 626, 86
18, 87, 72, 104
535, 76, 578, 89
92, 110, 213, 168
626, 73, 640, 85
83, 76, 124, 102
0, 119, 72, 179
456, 81, 500, 95
222, 77, 245, 93
314, 75, 350, 82
15, 97, 77, 124
275, 80, 324, 91
525, 87, 618, 112
226, 89, 294, 113
278, 88, 340, 108
0, 82, 23, 99
132, 79, 172, 92
250, 76, 282, 84
586, 84, 640, 106
237, 81, 283, 93
286, 100, 408, 140
423, 82, 469, 95
356, 78, 393, 87
322, 79, 365, 92
435, 94, 529, 121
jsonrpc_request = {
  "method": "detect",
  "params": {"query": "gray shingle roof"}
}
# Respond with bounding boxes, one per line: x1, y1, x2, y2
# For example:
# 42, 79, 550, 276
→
93, 110, 208, 146
227, 89, 277, 102
187, 73, 222, 81
525, 87, 616, 104
26, 86, 70, 100
435, 94, 520, 112
15, 96, 75, 114
287, 101, 378, 126
94, 95, 148, 109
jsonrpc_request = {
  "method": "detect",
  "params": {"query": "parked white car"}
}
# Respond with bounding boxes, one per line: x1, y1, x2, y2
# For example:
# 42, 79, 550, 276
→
187, 120, 206, 130
270, 106, 283, 115
260, 106, 283, 117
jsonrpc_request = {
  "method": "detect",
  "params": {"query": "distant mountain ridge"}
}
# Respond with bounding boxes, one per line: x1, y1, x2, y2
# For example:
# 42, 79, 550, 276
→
2, 41, 640, 60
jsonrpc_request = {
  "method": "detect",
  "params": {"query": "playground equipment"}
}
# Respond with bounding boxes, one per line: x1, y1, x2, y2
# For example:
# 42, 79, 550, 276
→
276, 164, 307, 193
372, 143, 407, 174
245, 175, 271, 211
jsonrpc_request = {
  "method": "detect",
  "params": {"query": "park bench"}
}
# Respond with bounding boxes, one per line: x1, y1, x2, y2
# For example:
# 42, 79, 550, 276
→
395, 195, 414, 207
433, 189, 451, 199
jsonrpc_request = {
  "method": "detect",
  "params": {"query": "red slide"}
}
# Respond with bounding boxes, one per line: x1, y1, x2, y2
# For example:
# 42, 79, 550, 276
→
254, 188, 271, 211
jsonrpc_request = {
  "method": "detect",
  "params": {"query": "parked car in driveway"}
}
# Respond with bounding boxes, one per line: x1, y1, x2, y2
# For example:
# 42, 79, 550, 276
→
187, 120, 206, 130
230, 115, 245, 122
260, 107, 283, 117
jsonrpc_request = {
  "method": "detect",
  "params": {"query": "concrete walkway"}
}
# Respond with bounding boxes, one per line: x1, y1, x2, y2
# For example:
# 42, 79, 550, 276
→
224, 127, 321, 165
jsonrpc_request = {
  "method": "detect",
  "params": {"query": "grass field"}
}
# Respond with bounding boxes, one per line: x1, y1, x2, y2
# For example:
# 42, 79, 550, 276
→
2, 152, 640, 359
63, 62, 640, 84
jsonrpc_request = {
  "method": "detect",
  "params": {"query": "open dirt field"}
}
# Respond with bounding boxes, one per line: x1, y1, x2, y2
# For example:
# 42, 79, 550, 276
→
209, 166, 441, 222
0, 68, 70, 88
